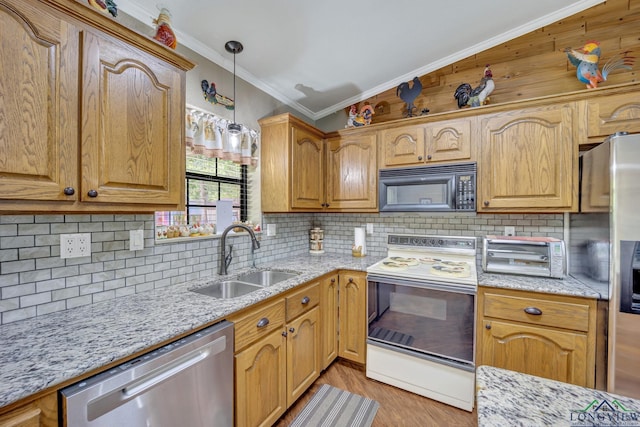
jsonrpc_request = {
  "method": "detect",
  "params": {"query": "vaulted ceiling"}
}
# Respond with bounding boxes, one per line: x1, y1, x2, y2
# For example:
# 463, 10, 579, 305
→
120, 0, 603, 120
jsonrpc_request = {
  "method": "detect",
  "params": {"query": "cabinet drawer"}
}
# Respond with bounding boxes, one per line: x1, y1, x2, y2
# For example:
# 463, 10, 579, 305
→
482, 292, 590, 332
233, 299, 286, 352
286, 282, 320, 321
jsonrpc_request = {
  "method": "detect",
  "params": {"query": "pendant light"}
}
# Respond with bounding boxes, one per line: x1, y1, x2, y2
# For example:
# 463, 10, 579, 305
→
225, 40, 243, 135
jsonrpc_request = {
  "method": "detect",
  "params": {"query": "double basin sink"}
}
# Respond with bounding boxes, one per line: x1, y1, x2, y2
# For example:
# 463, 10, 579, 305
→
192, 270, 299, 299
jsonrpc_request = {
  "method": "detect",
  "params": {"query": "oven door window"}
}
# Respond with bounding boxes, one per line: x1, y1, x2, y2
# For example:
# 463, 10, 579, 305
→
380, 176, 454, 212
368, 281, 475, 364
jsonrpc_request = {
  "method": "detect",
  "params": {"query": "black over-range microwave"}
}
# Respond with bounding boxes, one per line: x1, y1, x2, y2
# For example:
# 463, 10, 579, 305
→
378, 162, 476, 212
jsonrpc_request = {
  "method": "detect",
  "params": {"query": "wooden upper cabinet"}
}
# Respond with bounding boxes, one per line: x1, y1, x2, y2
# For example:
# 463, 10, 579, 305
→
260, 113, 378, 212
81, 31, 185, 206
0, 0, 193, 212
586, 92, 640, 138
291, 127, 325, 209
477, 103, 579, 212
325, 132, 377, 211
425, 117, 473, 163
580, 143, 610, 212
0, 0, 79, 202
379, 125, 426, 167
380, 118, 473, 167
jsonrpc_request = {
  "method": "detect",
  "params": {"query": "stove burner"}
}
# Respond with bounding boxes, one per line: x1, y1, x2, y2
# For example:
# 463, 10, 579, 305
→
389, 256, 419, 266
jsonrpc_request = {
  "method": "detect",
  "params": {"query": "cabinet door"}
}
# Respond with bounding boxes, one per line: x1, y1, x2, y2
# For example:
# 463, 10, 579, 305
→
326, 133, 377, 210
380, 125, 426, 167
0, 0, 79, 202
0, 391, 57, 427
80, 30, 184, 206
478, 103, 578, 211
286, 306, 321, 407
580, 144, 610, 212
587, 92, 640, 138
235, 329, 287, 427
425, 117, 473, 163
291, 126, 324, 209
320, 274, 339, 370
481, 319, 590, 387
338, 272, 367, 364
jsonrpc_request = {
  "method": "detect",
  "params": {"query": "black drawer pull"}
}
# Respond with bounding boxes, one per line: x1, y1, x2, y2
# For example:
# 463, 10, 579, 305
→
87, 189, 98, 198
63, 187, 75, 196
524, 307, 542, 315
256, 317, 269, 328
301, 296, 310, 305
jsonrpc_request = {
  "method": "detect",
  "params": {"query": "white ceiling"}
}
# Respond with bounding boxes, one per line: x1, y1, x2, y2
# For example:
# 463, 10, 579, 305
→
121, 0, 603, 121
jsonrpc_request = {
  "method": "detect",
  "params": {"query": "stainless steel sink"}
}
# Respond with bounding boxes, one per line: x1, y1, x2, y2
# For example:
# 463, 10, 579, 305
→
235, 270, 299, 286
192, 281, 263, 299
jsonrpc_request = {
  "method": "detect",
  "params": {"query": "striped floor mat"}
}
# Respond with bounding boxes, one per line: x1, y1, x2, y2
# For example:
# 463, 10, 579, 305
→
289, 384, 379, 427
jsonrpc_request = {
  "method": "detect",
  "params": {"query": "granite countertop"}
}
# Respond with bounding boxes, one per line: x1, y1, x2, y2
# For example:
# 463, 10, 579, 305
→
478, 271, 608, 300
0, 253, 379, 409
476, 366, 640, 426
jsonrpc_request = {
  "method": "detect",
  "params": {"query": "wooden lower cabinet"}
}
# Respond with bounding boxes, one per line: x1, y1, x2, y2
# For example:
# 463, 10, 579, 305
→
320, 274, 339, 370
232, 283, 321, 427
235, 329, 287, 427
0, 392, 57, 427
338, 271, 367, 364
286, 307, 320, 406
477, 286, 597, 388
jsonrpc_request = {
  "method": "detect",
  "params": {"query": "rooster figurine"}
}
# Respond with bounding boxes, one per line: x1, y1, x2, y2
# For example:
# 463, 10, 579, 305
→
454, 65, 494, 108
200, 80, 235, 110
564, 41, 634, 89
396, 77, 422, 117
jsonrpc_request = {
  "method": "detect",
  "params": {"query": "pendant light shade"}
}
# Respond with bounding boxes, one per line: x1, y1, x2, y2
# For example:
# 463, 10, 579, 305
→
226, 40, 243, 135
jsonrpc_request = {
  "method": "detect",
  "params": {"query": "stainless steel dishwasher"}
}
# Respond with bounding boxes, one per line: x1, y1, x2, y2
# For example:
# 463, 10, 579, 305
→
60, 320, 234, 427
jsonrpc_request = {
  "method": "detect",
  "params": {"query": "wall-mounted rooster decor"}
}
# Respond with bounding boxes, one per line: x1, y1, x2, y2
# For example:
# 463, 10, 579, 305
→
201, 80, 235, 110
564, 41, 634, 89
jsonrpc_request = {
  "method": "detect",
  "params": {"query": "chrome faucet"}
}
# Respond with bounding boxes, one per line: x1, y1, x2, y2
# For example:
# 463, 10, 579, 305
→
219, 224, 261, 275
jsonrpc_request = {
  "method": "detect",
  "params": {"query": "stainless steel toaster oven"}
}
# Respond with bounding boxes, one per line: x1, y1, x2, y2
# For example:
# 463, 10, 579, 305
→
482, 235, 566, 278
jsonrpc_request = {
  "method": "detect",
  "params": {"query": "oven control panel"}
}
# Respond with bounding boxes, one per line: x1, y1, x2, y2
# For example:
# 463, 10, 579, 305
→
387, 234, 476, 251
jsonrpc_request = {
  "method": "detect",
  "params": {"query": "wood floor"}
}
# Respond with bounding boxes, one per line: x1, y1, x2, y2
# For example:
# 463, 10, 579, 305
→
274, 359, 477, 426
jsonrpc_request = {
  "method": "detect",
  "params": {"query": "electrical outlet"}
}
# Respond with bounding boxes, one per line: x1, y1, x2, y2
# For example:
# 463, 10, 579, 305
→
60, 233, 92, 259
266, 224, 276, 237
504, 226, 516, 237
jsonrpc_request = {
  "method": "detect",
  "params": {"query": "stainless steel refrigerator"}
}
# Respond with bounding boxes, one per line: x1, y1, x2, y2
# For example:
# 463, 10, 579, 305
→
571, 132, 640, 399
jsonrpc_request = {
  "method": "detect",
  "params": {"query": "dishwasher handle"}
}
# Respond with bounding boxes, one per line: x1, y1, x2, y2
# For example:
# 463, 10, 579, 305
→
87, 335, 227, 422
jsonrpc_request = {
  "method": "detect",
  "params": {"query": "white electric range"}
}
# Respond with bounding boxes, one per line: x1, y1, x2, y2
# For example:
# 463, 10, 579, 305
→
366, 234, 478, 412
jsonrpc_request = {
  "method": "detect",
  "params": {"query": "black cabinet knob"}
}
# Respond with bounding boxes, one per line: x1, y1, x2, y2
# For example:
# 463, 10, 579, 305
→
87, 189, 98, 198
427, 154, 432, 160
524, 307, 543, 316
301, 296, 310, 305
418, 156, 423, 161
63, 187, 75, 196
483, 201, 489, 206
485, 323, 492, 330
289, 327, 295, 333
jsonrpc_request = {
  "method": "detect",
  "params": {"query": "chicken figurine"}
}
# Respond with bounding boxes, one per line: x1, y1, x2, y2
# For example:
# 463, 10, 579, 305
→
564, 41, 634, 89
454, 65, 494, 108
200, 80, 235, 110
396, 77, 422, 117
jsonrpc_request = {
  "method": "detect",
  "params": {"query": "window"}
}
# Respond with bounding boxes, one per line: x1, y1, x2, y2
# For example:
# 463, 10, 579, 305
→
155, 154, 247, 231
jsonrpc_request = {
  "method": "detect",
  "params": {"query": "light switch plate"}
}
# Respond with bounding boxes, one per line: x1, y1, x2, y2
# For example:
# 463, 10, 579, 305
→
266, 224, 276, 237
130, 229, 144, 251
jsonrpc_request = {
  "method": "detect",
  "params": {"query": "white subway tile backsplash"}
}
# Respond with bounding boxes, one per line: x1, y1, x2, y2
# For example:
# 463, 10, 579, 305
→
0, 212, 564, 325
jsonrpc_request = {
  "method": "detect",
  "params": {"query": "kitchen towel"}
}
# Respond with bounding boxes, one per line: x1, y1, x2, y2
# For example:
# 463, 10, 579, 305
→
354, 227, 367, 255
289, 384, 379, 427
